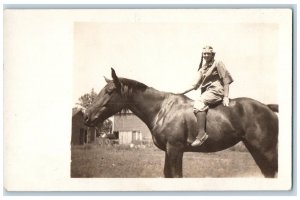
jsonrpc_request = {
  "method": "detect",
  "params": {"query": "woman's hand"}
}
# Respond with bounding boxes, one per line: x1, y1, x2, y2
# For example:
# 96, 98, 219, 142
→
223, 97, 230, 106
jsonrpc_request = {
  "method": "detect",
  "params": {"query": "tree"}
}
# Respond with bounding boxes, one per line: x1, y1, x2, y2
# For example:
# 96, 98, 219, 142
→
76, 88, 97, 109
97, 119, 113, 137
74, 88, 112, 135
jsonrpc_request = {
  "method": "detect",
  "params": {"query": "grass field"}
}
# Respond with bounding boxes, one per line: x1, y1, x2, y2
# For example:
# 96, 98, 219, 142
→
71, 143, 263, 178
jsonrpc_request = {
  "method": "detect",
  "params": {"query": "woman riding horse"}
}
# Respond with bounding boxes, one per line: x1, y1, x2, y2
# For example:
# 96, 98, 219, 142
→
84, 66, 278, 178
181, 46, 234, 147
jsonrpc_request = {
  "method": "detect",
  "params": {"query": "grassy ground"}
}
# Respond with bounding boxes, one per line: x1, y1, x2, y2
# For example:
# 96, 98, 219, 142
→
71, 144, 262, 178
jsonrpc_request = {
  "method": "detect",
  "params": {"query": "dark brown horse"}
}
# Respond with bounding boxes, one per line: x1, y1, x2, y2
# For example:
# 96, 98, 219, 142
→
84, 68, 278, 178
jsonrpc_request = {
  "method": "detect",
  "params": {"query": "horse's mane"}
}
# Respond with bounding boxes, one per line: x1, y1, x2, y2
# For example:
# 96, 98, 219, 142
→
119, 78, 148, 91
117, 78, 148, 114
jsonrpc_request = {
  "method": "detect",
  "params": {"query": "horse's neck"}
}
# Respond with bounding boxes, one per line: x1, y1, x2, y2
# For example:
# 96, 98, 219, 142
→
127, 87, 166, 129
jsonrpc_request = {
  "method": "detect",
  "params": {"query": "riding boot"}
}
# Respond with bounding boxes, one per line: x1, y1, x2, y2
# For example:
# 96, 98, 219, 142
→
191, 110, 208, 147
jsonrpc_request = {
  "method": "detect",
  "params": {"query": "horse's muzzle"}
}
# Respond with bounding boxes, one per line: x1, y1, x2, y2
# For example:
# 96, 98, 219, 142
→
84, 111, 102, 127
83, 112, 95, 127
83, 113, 90, 125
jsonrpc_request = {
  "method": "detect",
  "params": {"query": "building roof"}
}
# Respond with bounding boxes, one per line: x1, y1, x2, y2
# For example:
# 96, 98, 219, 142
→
72, 109, 83, 117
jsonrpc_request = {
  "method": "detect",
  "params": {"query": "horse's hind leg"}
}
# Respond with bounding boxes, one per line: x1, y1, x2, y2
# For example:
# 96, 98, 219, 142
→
243, 135, 278, 178
164, 143, 184, 178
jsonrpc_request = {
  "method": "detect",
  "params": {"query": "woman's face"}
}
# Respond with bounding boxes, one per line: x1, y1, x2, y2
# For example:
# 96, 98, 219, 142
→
203, 52, 213, 63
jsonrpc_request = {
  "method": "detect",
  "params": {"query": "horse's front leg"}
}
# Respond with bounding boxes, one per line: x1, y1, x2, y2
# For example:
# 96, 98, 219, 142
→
164, 143, 184, 178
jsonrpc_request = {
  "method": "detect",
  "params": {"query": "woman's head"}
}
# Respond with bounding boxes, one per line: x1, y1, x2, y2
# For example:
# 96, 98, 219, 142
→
202, 46, 215, 62
198, 45, 216, 71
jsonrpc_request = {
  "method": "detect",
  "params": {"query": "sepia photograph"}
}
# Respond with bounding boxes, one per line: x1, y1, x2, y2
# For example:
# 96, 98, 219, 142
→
4, 8, 293, 191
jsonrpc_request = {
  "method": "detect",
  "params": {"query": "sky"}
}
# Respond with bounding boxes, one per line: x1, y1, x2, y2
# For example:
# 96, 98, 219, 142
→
72, 9, 289, 107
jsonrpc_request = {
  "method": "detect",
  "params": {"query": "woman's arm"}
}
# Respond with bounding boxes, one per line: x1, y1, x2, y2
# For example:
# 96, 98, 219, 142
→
216, 61, 234, 85
223, 84, 230, 106
180, 86, 196, 95
215, 61, 232, 106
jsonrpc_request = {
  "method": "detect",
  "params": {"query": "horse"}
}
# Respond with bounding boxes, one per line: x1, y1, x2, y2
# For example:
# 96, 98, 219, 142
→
84, 68, 278, 178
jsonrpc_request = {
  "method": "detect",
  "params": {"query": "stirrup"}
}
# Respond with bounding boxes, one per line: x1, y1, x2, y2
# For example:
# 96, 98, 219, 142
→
191, 133, 208, 147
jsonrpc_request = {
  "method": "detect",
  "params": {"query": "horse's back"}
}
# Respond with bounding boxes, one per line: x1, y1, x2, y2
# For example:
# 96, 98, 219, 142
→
184, 97, 278, 151
172, 96, 278, 128
206, 97, 278, 139
153, 95, 278, 151
208, 97, 278, 126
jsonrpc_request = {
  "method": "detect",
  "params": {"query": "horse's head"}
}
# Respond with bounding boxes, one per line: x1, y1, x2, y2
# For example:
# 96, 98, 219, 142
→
84, 68, 126, 127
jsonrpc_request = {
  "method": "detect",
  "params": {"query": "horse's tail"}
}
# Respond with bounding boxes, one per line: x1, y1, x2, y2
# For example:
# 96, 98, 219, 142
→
267, 104, 278, 113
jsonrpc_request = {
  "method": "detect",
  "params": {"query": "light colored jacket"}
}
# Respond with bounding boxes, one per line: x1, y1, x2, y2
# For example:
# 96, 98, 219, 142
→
193, 59, 233, 94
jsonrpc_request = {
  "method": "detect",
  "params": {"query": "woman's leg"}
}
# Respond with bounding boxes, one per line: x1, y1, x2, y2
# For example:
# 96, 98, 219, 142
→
191, 91, 222, 147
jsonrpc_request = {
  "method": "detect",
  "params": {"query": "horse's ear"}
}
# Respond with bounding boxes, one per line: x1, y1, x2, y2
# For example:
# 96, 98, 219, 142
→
111, 68, 121, 89
104, 76, 111, 83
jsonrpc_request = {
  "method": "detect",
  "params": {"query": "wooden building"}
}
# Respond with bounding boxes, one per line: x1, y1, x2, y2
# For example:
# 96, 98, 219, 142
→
113, 112, 152, 145
71, 110, 96, 145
